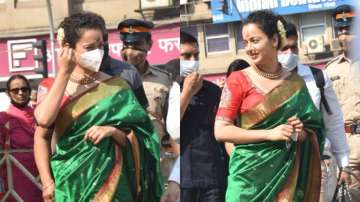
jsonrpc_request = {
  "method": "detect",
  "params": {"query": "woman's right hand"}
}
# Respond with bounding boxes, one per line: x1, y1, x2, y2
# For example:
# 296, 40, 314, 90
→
57, 46, 76, 75
267, 124, 294, 141
42, 181, 55, 202
183, 72, 203, 97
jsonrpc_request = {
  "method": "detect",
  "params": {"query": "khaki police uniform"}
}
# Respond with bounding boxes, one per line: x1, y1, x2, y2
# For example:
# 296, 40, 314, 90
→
326, 54, 360, 122
326, 53, 360, 197
142, 64, 174, 180
142, 64, 172, 139
117, 19, 171, 140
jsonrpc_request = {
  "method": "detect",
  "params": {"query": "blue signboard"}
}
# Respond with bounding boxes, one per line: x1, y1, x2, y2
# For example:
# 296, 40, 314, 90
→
211, 0, 354, 24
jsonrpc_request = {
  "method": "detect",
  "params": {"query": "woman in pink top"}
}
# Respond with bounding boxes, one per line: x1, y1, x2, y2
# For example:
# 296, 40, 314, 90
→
0, 74, 42, 202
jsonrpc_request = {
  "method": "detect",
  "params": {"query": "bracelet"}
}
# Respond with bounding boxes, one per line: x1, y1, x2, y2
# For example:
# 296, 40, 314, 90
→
42, 180, 54, 190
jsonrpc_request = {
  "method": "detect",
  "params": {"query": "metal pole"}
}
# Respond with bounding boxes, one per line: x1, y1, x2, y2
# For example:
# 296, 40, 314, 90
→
9, 155, 42, 190
46, 0, 57, 77
4, 123, 14, 201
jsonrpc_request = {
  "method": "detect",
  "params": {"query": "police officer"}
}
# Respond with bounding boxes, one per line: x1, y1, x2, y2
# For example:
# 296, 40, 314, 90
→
100, 31, 149, 109
89, 13, 149, 109
325, 4, 360, 199
117, 19, 173, 178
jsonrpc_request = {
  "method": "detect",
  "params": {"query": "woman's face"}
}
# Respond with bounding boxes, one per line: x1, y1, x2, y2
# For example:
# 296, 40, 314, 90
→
7, 78, 30, 106
242, 23, 278, 67
74, 29, 104, 62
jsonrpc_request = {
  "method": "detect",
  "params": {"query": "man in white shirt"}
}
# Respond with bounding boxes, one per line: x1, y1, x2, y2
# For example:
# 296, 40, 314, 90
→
165, 59, 180, 143
161, 59, 180, 202
278, 22, 351, 202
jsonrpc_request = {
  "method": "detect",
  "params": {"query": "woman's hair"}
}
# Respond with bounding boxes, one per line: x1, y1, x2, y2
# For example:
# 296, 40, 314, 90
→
226, 59, 250, 77
6, 74, 31, 91
59, 12, 106, 48
243, 10, 287, 50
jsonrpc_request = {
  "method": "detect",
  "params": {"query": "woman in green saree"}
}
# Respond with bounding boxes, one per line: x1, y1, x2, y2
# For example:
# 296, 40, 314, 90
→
214, 11, 325, 202
33, 12, 162, 202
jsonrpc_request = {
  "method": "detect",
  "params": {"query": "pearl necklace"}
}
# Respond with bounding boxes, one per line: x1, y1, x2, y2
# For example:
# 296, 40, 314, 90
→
69, 72, 98, 85
253, 64, 284, 79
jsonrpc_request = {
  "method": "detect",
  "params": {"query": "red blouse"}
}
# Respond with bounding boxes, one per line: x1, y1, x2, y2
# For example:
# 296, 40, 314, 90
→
37, 77, 71, 108
216, 70, 265, 122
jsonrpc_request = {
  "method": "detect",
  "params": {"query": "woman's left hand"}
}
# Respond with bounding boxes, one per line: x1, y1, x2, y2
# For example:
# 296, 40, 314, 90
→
84, 126, 116, 145
287, 116, 307, 142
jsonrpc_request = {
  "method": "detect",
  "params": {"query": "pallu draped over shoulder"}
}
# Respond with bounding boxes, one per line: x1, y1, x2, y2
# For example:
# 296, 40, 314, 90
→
40, 76, 163, 202
217, 71, 325, 202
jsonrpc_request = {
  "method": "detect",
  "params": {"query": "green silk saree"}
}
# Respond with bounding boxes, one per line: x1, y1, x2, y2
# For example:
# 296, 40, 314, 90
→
226, 73, 325, 202
50, 77, 163, 202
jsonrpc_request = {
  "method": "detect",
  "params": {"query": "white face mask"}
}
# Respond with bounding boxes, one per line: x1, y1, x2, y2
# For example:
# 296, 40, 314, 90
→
78, 49, 104, 72
278, 53, 299, 71
180, 60, 199, 77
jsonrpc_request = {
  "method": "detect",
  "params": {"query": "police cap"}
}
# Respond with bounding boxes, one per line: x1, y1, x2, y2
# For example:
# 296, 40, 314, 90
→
333, 4, 355, 28
117, 19, 154, 43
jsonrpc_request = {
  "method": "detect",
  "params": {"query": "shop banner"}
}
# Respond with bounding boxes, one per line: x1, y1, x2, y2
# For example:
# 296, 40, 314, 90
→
211, 0, 354, 23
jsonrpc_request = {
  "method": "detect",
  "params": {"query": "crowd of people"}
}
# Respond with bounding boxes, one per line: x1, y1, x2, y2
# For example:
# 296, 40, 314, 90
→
0, 3, 359, 202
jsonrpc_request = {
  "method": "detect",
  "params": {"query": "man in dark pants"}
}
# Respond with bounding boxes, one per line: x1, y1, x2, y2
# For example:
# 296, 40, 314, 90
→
180, 31, 226, 202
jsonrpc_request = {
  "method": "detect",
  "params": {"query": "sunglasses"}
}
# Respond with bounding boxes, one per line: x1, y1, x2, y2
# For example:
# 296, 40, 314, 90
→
9, 87, 30, 94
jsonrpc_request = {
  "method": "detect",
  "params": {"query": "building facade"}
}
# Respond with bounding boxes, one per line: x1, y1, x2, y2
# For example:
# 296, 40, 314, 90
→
181, 0, 354, 83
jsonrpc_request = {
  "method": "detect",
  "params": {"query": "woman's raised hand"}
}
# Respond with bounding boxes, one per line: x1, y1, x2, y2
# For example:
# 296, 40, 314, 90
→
287, 116, 307, 142
183, 72, 203, 97
267, 124, 294, 141
267, 117, 307, 142
84, 126, 126, 145
57, 46, 76, 75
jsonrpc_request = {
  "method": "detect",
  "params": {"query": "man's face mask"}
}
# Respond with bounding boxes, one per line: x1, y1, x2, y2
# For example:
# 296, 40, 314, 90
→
180, 60, 199, 77
78, 49, 104, 72
278, 53, 299, 71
